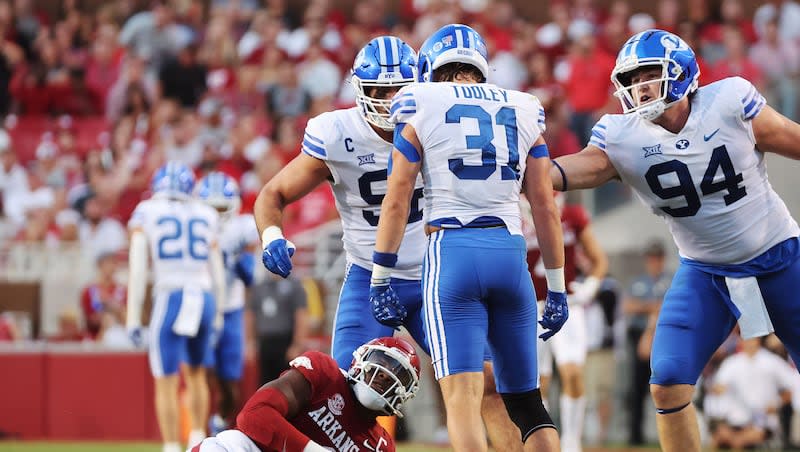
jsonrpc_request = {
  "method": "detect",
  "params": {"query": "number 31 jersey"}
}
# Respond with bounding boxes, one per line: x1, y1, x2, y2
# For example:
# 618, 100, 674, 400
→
593, 76, 799, 264
390, 82, 546, 236
302, 107, 425, 279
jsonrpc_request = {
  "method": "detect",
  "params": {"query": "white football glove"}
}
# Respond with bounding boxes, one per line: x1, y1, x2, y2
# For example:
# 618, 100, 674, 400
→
568, 276, 601, 306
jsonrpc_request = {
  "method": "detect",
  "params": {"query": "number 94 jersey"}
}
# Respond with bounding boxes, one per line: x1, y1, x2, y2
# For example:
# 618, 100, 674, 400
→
594, 77, 799, 264
390, 82, 546, 236
302, 107, 425, 279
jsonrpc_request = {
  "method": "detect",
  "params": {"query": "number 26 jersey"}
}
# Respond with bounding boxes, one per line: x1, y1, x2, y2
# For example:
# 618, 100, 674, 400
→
302, 107, 425, 279
593, 77, 799, 264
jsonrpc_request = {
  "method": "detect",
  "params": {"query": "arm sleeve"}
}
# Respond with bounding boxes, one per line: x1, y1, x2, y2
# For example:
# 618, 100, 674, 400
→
729, 76, 766, 122
588, 115, 610, 151
236, 386, 312, 452
301, 115, 329, 161
388, 86, 419, 126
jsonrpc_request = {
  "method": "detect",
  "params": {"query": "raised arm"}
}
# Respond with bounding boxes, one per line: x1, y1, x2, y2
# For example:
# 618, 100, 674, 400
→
551, 145, 619, 191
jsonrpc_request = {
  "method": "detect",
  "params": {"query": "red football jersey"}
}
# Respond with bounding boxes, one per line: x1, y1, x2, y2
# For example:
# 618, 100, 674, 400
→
286, 351, 395, 452
524, 204, 590, 300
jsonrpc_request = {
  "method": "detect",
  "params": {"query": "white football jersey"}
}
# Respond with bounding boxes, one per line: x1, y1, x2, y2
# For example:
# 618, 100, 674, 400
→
128, 196, 220, 294
593, 77, 799, 264
302, 107, 426, 279
218, 213, 258, 312
390, 82, 546, 235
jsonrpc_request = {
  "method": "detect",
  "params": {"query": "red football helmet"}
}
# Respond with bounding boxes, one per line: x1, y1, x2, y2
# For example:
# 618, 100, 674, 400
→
348, 337, 421, 417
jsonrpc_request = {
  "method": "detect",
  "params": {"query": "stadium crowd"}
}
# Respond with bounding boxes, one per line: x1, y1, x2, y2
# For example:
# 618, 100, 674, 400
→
2, 0, 800, 448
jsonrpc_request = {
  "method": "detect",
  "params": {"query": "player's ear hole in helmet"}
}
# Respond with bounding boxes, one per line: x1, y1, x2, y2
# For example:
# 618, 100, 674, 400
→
347, 337, 421, 417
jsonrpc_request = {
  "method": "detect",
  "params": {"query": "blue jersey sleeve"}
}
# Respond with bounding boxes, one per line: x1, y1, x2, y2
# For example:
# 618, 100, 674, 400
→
589, 115, 610, 151
301, 115, 329, 160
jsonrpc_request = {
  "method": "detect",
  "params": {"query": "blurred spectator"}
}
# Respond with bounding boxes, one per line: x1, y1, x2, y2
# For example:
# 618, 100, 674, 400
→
265, 60, 311, 120
77, 191, 127, 260
106, 54, 158, 123
749, 12, 800, 121
85, 33, 121, 112
754, 0, 800, 43
80, 251, 126, 341
656, 0, 681, 34
48, 307, 86, 342
708, 336, 797, 449
163, 112, 203, 168
248, 273, 309, 385
705, 25, 763, 87
159, 43, 207, 108
558, 19, 616, 147
298, 43, 342, 112
0, 129, 30, 226
118, 0, 190, 72
0, 311, 20, 341
623, 240, 672, 446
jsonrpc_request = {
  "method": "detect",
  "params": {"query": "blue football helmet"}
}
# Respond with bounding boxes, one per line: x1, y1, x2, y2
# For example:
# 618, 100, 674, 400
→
417, 24, 489, 84
195, 171, 241, 216
611, 29, 700, 121
151, 161, 195, 199
352, 36, 417, 131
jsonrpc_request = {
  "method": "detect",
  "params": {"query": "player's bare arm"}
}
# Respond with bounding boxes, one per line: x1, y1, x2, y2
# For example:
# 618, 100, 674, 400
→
578, 225, 608, 280
551, 145, 619, 191
752, 104, 800, 159
525, 138, 565, 271
374, 123, 423, 254
254, 153, 332, 235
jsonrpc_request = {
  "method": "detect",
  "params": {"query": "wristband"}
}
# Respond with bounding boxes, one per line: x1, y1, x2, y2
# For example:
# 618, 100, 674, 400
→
261, 226, 284, 249
545, 267, 566, 293
372, 251, 398, 268
552, 160, 568, 192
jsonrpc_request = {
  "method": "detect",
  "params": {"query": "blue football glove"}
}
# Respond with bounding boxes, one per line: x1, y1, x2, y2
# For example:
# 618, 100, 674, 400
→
262, 238, 296, 278
369, 283, 407, 329
539, 290, 569, 341
128, 326, 145, 348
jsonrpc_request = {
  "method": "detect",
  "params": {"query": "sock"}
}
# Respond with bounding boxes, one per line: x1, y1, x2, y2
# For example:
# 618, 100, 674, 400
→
188, 429, 206, 449
572, 396, 586, 449
560, 395, 576, 448
163, 442, 181, 452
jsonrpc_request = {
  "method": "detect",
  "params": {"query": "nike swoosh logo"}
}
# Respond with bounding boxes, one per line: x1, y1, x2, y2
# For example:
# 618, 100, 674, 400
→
704, 128, 720, 141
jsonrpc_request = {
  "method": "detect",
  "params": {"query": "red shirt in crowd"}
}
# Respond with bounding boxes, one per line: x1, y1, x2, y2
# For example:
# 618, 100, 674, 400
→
80, 282, 127, 340
563, 50, 616, 113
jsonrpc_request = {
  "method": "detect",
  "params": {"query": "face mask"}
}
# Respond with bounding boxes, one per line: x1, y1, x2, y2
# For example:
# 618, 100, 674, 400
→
352, 379, 388, 413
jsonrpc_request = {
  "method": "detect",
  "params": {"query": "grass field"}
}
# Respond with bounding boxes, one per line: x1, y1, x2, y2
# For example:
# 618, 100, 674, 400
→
0, 442, 659, 452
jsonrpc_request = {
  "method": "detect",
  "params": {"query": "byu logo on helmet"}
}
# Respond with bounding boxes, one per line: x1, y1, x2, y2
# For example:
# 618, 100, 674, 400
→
611, 29, 700, 121
351, 36, 417, 131
417, 24, 489, 83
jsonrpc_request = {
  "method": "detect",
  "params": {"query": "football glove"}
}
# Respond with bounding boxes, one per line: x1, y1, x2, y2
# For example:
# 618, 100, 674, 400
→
262, 238, 296, 278
539, 290, 568, 341
369, 283, 406, 328
568, 276, 601, 306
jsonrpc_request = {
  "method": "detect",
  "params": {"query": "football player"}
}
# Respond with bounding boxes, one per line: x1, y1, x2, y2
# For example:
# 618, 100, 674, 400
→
126, 161, 227, 452
551, 28, 800, 452
195, 172, 258, 434
191, 337, 420, 452
523, 193, 608, 452
254, 36, 522, 448
370, 24, 567, 452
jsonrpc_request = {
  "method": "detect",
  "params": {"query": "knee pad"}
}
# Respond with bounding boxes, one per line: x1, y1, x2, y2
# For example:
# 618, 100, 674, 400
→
650, 357, 690, 385
501, 389, 556, 442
